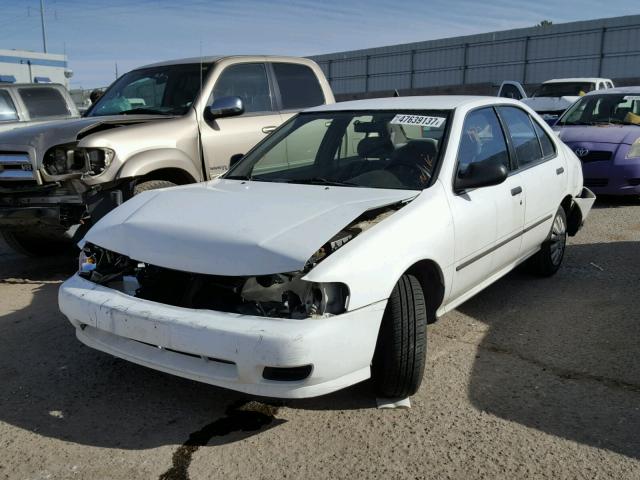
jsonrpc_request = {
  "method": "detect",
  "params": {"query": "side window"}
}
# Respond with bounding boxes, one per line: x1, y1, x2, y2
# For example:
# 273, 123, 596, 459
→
256, 117, 329, 174
272, 63, 325, 110
457, 108, 510, 175
499, 84, 523, 100
498, 106, 543, 168
607, 81, 614, 89
531, 119, 556, 158
18, 87, 70, 118
0, 90, 18, 121
211, 63, 272, 114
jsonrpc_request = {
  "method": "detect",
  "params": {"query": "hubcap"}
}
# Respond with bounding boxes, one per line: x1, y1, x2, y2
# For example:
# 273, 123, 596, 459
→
549, 213, 567, 265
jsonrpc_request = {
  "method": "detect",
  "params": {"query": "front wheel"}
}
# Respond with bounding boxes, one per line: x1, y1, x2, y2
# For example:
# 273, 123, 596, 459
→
1, 231, 73, 257
133, 179, 176, 195
371, 274, 427, 398
527, 206, 568, 276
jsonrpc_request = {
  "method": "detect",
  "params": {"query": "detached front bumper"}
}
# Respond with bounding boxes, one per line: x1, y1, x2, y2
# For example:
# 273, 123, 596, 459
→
568, 187, 596, 236
59, 274, 386, 398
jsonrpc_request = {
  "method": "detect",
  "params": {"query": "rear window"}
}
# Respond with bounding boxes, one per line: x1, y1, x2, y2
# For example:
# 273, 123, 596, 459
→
18, 87, 70, 118
0, 90, 18, 121
272, 63, 325, 110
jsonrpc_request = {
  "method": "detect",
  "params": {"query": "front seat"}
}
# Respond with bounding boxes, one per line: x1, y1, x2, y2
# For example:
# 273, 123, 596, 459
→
385, 140, 438, 188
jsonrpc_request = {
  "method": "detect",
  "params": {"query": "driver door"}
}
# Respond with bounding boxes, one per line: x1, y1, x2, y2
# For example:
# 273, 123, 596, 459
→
448, 107, 525, 301
199, 63, 282, 178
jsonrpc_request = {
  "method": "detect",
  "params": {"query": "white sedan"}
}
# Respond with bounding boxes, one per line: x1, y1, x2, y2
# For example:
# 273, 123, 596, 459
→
59, 96, 595, 399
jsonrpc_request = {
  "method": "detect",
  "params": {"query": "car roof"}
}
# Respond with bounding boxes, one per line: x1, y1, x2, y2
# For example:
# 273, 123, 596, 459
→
138, 55, 313, 69
544, 78, 610, 84
585, 86, 640, 96
305, 95, 521, 112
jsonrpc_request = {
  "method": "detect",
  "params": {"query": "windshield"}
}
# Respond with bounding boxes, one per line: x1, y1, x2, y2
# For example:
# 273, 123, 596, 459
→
225, 110, 451, 190
533, 82, 596, 98
87, 63, 212, 117
557, 93, 640, 126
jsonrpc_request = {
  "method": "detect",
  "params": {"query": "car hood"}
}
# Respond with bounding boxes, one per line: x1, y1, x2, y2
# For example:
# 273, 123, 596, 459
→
522, 96, 578, 112
555, 124, 640, 145
83, 179, 419, 276
0, 114, 169, 164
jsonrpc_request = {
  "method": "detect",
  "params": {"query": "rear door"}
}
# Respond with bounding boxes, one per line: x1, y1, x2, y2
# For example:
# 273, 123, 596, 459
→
270, 62, 328, 123
200, 62, 283, 177
497, 106, 566, 258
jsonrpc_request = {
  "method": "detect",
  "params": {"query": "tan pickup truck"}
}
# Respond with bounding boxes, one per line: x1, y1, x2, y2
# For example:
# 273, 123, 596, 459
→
0, 55, 334, 255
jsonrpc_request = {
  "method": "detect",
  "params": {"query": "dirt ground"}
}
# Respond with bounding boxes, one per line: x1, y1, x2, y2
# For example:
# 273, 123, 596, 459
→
0, 197, 639, 480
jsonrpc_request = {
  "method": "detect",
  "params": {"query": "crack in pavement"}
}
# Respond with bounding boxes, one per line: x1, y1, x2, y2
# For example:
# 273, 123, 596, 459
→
158, 400, 283, 480
432, 331, 640, 394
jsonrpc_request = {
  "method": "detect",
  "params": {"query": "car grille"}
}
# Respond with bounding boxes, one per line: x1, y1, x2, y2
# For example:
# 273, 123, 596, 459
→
577, 150, 613, 163
584, 178, 609, 187
0, 152, 36, 182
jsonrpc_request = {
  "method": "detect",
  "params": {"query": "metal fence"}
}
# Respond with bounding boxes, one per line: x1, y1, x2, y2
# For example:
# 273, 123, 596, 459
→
310, 14, 640, 98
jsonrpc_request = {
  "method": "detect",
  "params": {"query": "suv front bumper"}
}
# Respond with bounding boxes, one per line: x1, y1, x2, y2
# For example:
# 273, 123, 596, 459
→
59, 274, 387, 398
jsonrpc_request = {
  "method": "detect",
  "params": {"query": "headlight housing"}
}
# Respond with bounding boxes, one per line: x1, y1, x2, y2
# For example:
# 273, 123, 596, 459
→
626, 138, 640, 159
43, 143, 114, 176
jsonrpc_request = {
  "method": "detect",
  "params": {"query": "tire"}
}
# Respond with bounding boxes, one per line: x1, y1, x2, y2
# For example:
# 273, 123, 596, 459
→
1, 231, 73, 257
133, 180, 176, 195
372, 274, 428, 398
527, 206, 568, 277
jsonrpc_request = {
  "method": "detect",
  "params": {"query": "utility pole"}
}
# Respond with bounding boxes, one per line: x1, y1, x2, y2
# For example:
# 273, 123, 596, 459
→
115, 62, 119, 80
40, 0, 48, 53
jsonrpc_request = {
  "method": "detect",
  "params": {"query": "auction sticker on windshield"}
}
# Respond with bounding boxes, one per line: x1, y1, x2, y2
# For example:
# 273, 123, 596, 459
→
390, 114, 446, 128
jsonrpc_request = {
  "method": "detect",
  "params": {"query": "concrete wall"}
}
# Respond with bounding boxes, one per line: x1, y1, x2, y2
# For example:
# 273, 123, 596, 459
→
310, 15, 640, 99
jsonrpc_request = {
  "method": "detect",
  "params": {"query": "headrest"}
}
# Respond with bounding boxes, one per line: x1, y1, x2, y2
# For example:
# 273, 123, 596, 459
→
357, 136, 394, 158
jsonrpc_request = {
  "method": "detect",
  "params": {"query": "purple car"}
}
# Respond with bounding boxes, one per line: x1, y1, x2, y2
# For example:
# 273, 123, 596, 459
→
554, 87, 640, 195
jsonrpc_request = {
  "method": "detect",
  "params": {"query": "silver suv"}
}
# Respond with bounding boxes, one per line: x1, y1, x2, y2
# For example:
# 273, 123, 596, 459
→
0, 55, 334, 255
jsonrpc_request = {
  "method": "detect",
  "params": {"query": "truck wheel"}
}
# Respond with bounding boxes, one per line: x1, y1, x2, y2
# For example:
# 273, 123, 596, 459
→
1, 231, 72, 257
527, 206, 568, 277
372, 274, 427, 398
133, 180, 176, 195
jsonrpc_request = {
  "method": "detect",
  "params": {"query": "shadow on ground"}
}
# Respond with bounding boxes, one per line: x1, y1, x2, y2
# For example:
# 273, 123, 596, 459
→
462, 241, 640, 459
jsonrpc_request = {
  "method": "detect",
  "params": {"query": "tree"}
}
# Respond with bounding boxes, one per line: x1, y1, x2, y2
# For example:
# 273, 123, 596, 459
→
537, 20, 553, 27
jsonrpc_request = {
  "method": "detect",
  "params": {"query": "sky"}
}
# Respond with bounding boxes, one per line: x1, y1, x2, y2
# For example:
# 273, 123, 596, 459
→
1, 0, 639, 89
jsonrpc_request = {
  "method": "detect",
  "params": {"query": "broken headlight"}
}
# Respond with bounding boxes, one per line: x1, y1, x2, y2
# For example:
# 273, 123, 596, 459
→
240, 274, 349, 318
43, 144, 114, 176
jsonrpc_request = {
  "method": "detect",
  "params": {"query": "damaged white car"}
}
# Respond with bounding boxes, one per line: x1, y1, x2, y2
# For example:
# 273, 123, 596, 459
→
59, 96, 595, 399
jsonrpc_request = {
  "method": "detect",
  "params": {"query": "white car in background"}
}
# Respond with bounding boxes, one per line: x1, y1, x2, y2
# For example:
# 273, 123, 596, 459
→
498, 78, 614, 124
59, 96, 595, 399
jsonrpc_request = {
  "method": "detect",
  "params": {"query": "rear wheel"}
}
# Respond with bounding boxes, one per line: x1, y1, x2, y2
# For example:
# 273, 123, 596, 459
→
527, 206, 568, 276
372, 274, 427, 398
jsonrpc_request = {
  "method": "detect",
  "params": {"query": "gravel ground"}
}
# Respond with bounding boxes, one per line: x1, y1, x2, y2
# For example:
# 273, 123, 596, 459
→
0, 197, 639, 480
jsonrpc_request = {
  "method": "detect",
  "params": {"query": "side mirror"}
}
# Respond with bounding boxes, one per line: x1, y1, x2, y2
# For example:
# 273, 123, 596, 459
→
455, 162, 508, 193
205, 96, 244, 120
229, 153, 244, 168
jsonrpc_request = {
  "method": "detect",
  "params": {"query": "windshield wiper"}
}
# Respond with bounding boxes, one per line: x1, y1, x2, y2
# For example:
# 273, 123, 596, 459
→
289, 177, 360, 187
119, 107, 173, 116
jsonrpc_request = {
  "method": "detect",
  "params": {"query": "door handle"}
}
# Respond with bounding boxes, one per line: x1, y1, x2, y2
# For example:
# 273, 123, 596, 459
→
556, 167, 565, 175
262, 126, 277, 134
511, 186, 522, 196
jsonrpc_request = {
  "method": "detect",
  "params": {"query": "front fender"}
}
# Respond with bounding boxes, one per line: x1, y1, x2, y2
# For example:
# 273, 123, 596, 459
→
116, 148, 201, 182
304, 184, 455, 311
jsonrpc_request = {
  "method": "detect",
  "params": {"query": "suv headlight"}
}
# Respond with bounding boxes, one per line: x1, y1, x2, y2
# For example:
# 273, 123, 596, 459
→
626, 138, 640, 159
43, 143, 114, 175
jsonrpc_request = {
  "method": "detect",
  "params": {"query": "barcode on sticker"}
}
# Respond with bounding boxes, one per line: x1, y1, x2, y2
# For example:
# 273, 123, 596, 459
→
390, 114, 446, 128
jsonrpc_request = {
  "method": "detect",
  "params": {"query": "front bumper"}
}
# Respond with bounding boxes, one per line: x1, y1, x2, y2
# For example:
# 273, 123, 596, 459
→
59, 274, 387, 398
582, 159, 640, 195
568, 187, 596, 236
